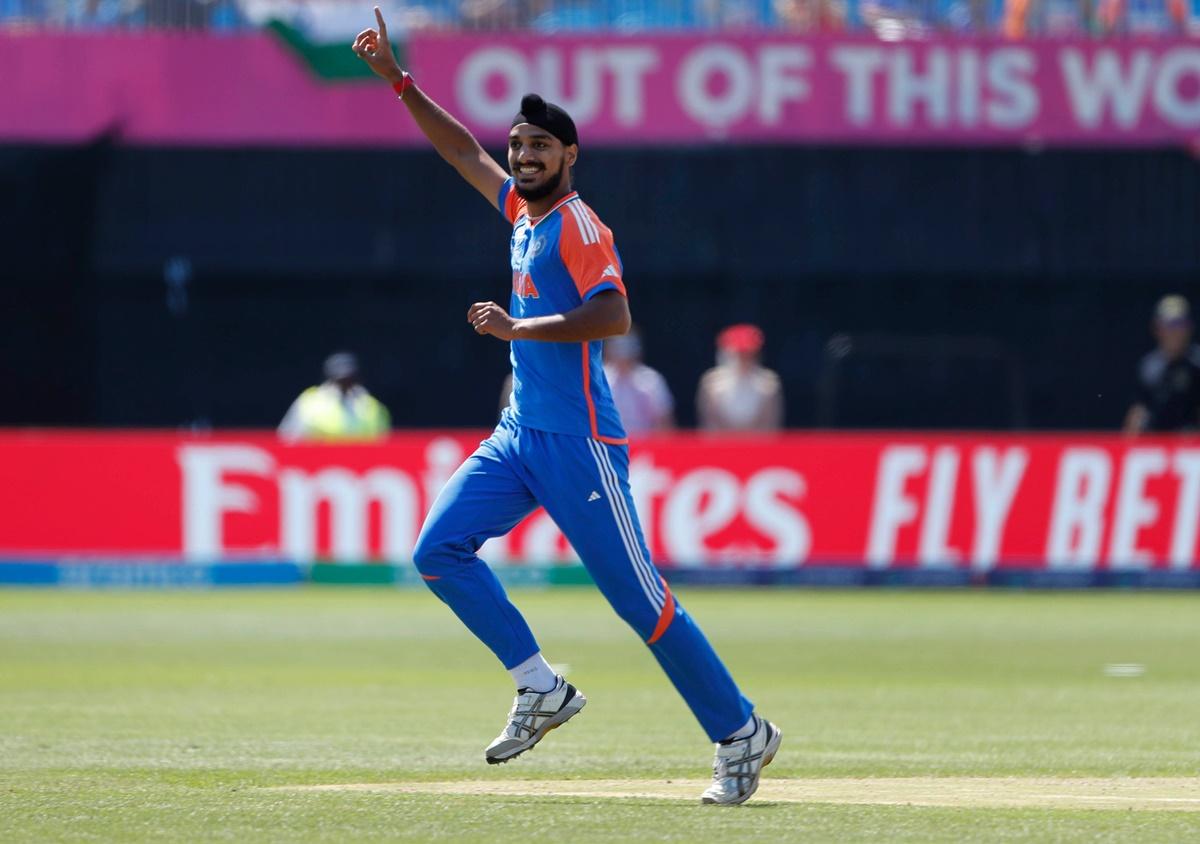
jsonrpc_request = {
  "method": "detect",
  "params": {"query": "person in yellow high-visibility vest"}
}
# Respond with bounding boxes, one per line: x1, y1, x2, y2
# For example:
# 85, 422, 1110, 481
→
278, 352, 391, 441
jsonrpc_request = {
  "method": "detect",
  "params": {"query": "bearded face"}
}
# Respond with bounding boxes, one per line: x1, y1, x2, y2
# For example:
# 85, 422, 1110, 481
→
508, 126, 575, 202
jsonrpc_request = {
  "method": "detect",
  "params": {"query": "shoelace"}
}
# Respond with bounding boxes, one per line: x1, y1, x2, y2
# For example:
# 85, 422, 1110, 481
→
505, 697, 530, 738
712, 741, 758, 786
504, 689, 550, 739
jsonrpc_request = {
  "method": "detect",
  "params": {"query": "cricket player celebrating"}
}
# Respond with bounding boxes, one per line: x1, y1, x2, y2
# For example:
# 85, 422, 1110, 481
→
354, 8, 781, 805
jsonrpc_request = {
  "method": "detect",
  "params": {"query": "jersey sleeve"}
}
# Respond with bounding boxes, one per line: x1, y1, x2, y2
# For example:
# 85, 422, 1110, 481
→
558, 203, 627, 300
497, 178, 527, 225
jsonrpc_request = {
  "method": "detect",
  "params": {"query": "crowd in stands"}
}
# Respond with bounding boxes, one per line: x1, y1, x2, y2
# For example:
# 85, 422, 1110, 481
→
2, 0, 1198, 34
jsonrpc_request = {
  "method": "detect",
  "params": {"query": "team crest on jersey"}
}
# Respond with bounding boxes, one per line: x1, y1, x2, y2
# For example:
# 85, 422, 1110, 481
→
529, 236, 547, 257
512, 271, 540, 299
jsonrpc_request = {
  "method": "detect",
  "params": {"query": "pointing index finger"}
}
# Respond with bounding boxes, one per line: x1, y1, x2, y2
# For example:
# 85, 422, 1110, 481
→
374, 6, 388, 37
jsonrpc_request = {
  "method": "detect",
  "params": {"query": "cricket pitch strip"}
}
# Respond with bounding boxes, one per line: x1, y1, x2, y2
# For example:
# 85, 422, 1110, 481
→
280, 777, 1200, 811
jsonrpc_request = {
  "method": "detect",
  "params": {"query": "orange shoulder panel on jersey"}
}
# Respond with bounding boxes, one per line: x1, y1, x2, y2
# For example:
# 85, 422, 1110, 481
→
504, 183, 528, 225
557, 200, 627, 299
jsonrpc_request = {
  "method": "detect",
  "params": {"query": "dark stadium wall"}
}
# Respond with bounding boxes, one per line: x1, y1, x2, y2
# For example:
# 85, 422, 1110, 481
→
0, 144, 104, 426
4, 144, 1199, 430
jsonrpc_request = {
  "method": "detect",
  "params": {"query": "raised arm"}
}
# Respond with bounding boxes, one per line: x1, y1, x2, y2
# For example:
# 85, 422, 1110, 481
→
353, 7, 507, 209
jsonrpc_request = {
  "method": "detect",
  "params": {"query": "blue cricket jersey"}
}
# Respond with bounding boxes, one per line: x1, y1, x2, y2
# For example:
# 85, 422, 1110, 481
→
498, 177, 628, 444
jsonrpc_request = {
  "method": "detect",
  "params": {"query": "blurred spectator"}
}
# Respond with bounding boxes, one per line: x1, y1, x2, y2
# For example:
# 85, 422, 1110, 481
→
1123, 296, 1200, 435
278, 352, 391, 441
939, 0, 996, 32
609, 0, 693, 28
72, 0, 130, 27
694, 0, 763, 27
1003, 0, 1106, 36
529, 0, 607, 30
1096, 0, 1187, 32
143, 0, 211, 27
696, 324, 783, 433
859, 0, 939, 38
773, 0, 846, 30
1150, 0, 1188, 32
603, 327, 674, 436
1186, 0, 1200, 31
1002, 0, 1032, 34
459, 0, 522, 29
1041, 0, 1094, 35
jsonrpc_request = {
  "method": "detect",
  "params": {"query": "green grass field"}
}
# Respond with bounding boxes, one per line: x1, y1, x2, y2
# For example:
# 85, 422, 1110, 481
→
2, 587, 1200, 842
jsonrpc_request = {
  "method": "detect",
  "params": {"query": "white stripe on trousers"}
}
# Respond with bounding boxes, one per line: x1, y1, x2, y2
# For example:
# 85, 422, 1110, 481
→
586, 439, 665, 611
586, 439, 662, 611
587, 438, 662, 601
594, 443, 665, 605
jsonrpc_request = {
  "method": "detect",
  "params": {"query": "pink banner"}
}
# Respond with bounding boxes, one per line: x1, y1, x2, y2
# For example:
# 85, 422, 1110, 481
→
3, 31, 1200, 145
413, 33, 1200, 145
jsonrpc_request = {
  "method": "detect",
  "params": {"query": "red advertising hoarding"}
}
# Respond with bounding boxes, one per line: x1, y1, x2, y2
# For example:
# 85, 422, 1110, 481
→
4, 431, 1200, 572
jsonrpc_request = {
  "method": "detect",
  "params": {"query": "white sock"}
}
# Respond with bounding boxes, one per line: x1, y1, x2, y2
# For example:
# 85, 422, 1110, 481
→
509, 652, 558, 693
723, 715, 757, 743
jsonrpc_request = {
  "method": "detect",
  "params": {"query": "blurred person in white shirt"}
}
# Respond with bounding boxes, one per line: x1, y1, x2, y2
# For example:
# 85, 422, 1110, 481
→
696, 324, 783, 433
602, 327, 674, 437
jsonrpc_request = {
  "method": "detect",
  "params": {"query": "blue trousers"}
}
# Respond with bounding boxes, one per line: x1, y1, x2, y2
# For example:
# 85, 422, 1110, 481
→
412, 414, 753, 742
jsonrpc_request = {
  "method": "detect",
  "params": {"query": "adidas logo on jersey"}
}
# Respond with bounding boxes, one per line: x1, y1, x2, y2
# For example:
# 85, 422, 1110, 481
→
600, 264, 619, 280
587, 491, 602, 502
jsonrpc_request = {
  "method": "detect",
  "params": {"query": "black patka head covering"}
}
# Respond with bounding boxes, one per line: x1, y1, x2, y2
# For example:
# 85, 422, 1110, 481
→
511, 93, 578, 147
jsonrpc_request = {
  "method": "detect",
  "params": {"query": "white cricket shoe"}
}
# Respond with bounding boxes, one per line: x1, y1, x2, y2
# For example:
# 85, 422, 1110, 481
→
484, 676, 587, 765
700, 715, 783, 805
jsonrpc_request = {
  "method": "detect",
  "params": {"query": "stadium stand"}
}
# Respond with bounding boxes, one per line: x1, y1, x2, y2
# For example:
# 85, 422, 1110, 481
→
2, 0, 1198, 34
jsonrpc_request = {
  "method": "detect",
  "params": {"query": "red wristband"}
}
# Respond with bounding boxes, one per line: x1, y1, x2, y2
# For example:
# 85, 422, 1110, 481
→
392, 72, 414, 100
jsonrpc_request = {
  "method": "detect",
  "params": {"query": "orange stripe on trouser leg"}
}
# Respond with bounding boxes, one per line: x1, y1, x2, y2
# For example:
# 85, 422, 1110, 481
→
646, 579, 676, 644
421, 574, 441, 581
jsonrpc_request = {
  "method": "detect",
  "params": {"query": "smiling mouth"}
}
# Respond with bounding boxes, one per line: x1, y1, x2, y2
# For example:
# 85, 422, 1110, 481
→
515, 166, 544, 178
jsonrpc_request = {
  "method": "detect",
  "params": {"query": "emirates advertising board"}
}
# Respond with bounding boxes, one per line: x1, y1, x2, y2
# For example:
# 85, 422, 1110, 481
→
4, 432, 1200, 586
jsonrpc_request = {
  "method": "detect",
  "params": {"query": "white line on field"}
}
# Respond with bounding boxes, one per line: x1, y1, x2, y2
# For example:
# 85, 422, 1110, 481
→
269, 778, 1200, 812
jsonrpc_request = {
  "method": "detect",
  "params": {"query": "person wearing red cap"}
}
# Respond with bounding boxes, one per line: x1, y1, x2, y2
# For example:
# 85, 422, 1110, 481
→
697, 324, 784, 432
